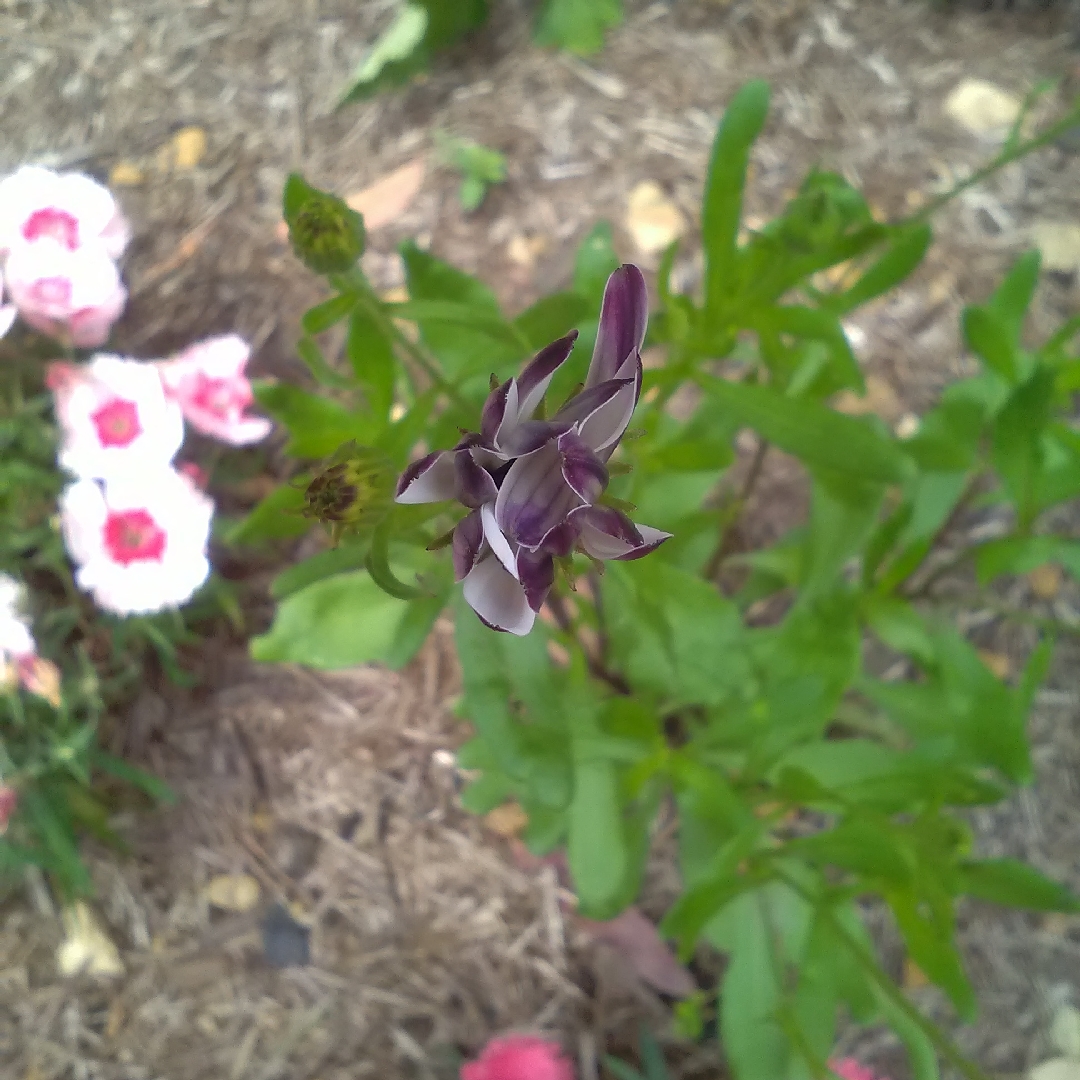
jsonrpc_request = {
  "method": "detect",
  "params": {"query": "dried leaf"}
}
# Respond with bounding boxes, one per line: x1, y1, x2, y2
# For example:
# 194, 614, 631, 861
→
157, 126, 208, 171
626, 180, 686, 256
832, 375, 903, 424
484, 801, 529, 838
977, 650, 1011, 680
345, 157, 426, 231
903, 956, 929, 990
578, 906, 697, 998
109, 161, 145, 187
1029, 563, 1063, 601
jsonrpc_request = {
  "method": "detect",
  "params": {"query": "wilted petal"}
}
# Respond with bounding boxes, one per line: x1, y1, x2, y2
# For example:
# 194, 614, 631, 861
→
452, 511, 484, 582
455, 450, 498, 509
586, 264, 648, 389
462, 556, 536, 636
395, 450, 457, 504
569, 504, 672, 560
515, 331, 578, 419
481, 502, 518, 578
558, 429, 608, 503
517, 549, 555, 613
495, 442, 584, 550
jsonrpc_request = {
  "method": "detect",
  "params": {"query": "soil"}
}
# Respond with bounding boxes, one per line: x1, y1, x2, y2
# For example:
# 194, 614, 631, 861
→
3, 1, 1080, 1079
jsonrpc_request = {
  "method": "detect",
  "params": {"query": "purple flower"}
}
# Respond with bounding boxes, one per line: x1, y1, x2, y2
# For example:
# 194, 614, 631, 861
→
396, 265, 671, 635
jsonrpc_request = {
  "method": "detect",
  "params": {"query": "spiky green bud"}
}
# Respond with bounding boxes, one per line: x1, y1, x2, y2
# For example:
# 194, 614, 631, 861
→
283, 174, 366, 276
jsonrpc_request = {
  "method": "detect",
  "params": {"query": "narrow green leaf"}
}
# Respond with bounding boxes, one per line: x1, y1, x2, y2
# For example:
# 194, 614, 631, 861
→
347, 305, 397, 420
701, 375, 911, 485
963, 305, 1017, 383
225, 483, 311, 546
91, 751, 178, 806
703, 80, 772, 310
270, 541, 372, 599
568, 751, 627, 916
989, 249, 1040, 339
534, 0, 622, 56
365, 523, 424, 600
957, 858, 1080, 912
832, 224, 932, 313
302, 293, 357, 335
975, 534, 1080, 584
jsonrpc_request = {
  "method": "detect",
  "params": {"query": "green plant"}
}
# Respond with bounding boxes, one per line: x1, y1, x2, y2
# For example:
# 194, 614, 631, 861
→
435, 132, 507, 212
250, 80, 1080, 1080
337, 0, 623, 104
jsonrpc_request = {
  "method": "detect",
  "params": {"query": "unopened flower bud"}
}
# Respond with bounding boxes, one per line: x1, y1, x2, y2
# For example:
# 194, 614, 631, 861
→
283, 174, 365, 275
19, 655, 62, 707
302, 442, 394, 539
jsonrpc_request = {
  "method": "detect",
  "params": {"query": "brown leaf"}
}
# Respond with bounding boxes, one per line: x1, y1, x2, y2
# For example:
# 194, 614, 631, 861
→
578, 906, 697, 999
1029, 563, 1063, 601
346, 157, 426, 231
484, 801, 529, 838
903, 957, 929, 990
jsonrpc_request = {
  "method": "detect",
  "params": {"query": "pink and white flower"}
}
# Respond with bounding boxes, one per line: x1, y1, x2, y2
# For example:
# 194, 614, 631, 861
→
0, 574, 35, 672
48, 355, 184, 480
5, 240, 126, 348
460, 1035, 575, 1080
0, 269, 16, 339
156, 334, 271, 446
60, 469, 214, 616
0, 165, 129, 260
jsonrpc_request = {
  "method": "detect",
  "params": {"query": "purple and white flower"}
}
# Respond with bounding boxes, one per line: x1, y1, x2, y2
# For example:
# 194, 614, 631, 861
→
395, 264, 670, 635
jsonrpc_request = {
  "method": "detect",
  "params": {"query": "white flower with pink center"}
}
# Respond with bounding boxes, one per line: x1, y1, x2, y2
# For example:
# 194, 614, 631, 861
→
48, 355, 184, 480
60, 469, 214, 616
5, 240, 126, 348
0, 166, 129, 260
156, 334, 271, 445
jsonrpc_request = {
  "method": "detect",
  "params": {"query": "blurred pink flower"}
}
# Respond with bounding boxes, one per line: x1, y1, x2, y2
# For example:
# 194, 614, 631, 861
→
5, 239, 126, 347
0, 165, 129, 260
0, 786, 17, 835
48, 355, 183, 480
830, 1057, 884, 1080
0, 574, 35, 670
60, 469, 213, 615
157, 334, 271, 446
460, 1035, 575, 1080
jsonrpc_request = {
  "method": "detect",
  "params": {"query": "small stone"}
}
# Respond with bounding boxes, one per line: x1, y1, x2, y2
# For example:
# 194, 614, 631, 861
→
895, 413, 921, 440
507, 233, 548, 269
1029, 563, 1063, 602
1030, 221, 1080, 277
57, 902, 124, 978
626, 180, 686, 257
832, 375, 903, 424
484, 801, 529, 838
1050, 1004, 1080, 1058
1030, 1058, 1080, 1080
945, 79, 1022, 140
157, 126, 208, 171
204, 874, 261, 913
261, 903, 310, 968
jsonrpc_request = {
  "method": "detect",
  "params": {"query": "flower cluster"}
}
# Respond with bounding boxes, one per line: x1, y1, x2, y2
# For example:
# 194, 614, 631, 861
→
460, 1035, 574, 1080
50, 339, 270, 616
396, 264, 670, 635
0, 166, 130, 347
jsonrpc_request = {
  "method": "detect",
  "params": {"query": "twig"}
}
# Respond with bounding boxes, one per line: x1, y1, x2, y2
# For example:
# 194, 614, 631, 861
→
703, 435, 770, 581
546, 590, 629, 695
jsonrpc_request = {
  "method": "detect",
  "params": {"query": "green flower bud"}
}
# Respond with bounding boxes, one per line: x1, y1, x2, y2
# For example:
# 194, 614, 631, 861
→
302, 442, 394, 541
283, 173, 366, 276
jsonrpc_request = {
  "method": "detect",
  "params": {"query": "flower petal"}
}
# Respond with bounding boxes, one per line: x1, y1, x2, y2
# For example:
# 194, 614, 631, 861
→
462, 556, 536, 636
455, 449, 498, 509
452, 510, 485, 582
569, 504, 672, 561
515, 331, 578, 420
517, 548, 555, 613
558, 429, 608, 503
586, 264, 648, 389
495, 441, 585, 550
480, 379, 510, 444
395, 450, 457, 503
481, 502, 518, 578
557, 376, 637, 456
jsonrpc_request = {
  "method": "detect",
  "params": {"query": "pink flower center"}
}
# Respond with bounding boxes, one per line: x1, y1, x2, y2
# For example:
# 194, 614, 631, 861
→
91, 398, 141, 448
23, 207, 80, 249
31, 277, 72, 306
103, 509, 166, 566
192, 373, 245, 419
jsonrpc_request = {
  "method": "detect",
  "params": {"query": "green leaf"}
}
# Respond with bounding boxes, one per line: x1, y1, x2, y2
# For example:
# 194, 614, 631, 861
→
963, 305, 1017, 383
224, 482, 311, 546
991, 367, 1055, 527
459, 174, 486, 211
831, 223, 932, 314
302, 292, 358, 335
514, 292, 591, 350
251, 570, 407, 668
957, 858, 1080, 912
270, 540, 372, 599
365, 522, 424, 600
19, 787, 92, 897
701, 375, 911, 485
801, 476, 883, 596
296, 336, 352, 389
975, 534, 1080, 584
787, 817, 914, 885
346, 305, 397, 421
91, 750, 177, 806
703, 80, 772, 311
749, 304, 862, 394
385, 587, 450, 669
989, 249, 1040, 340
534, 0, 622, 56
253, 382, 377, 458
568, 751, 627, 917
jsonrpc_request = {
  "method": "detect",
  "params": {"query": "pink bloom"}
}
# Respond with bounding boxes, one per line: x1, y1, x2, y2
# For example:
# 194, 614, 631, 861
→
0, 786, 17, 835
157, 335, 271, 446
461, 1036, 575, 1080
5, 240, 126, 347
60, 469, 214, 615
0, 165, 129, 260
49, 355, 184, 480
830, 1058, 884, 1080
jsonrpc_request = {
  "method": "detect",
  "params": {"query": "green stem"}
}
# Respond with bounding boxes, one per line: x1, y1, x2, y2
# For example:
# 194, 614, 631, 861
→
775, 869, 993, 1080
